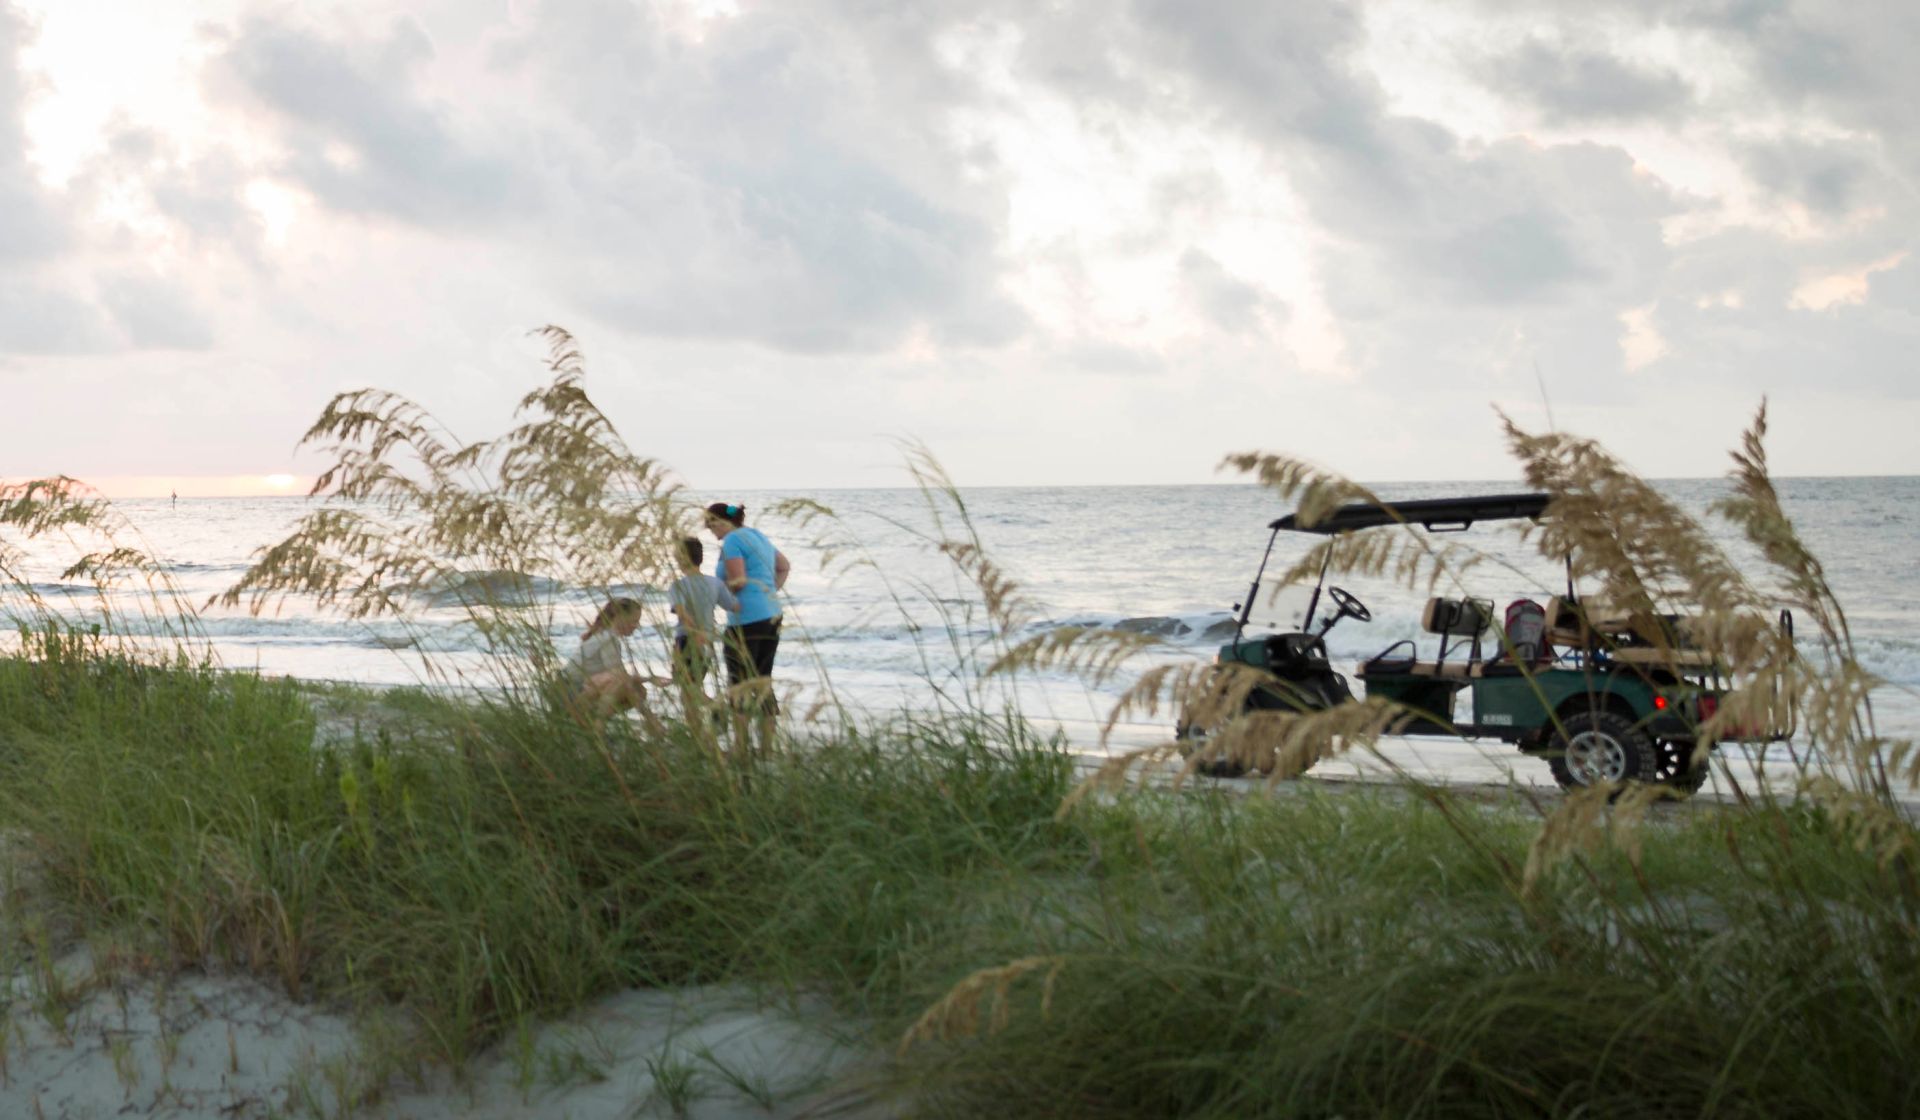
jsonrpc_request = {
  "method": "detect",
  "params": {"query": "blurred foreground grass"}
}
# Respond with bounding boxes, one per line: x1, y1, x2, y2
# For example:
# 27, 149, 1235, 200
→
1, 644, 1915, 1118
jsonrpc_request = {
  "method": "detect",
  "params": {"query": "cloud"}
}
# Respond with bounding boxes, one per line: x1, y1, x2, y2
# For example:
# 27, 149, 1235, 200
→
212, 13, 523, 226
1738, 135, 1888, 218
1787, 252, 1908, 312
100, 125, 266, 253
98, 271, 216, 350
1031, 3, 1677, 314
504, 1, 1031, 353
1469, 0, 1920, 179
1618, 303, 1666, 371
0, 2, 67, 263
1179, 248, 1285, 334
202, 2, 1028, 356
9, 0, 1918, 484
0, 3, 119, 355
0, 278, 116, 353
1625, 227, 1920, 401
1483, 39, 1693, 124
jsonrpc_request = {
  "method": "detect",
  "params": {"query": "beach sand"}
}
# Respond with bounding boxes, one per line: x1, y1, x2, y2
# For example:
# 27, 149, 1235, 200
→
1, 945, 887, 1119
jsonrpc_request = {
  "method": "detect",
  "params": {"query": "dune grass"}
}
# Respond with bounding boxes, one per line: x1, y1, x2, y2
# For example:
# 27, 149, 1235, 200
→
4, 651, 1916, 1116
3, 330, 1918, 1116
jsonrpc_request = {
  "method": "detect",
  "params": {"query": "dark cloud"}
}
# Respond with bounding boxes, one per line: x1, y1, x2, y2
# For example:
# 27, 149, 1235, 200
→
1425, 0, 1920, 402
497, 0, 1029, 353
213, 13, 523, 226
1465, 1, 1920, 178
1644, 225, 1920, 399
130, 142, 263, 250
205, 2, 1027, 355
0, 3, 117, 356
1414, 210, 1601, 303
0, 279, 116, 354
98, 272, 216, 350
1483, 39, 1693, 123
1179, 248, 1285, 333
9, 0, 1913, 482
1738, 135, 1887, 217
0, 2, 67, 263
1032, 3, 1674, 316
1, 13, 222, 361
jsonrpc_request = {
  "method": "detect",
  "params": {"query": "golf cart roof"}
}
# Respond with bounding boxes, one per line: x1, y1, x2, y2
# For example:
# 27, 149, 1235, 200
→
1269, 492, 1551, 534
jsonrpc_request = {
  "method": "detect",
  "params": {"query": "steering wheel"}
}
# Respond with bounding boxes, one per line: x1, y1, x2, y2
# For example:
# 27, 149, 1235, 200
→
1327, 586, 1371, 623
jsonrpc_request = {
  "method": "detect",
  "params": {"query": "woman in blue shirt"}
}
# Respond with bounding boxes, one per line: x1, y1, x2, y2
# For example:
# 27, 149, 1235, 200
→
704, 502, 791, 715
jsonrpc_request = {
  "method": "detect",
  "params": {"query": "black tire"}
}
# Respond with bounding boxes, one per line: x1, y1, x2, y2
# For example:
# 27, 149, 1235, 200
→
1655, 739, 1710, 795
1546, 710, 1661, 791
1175, 718, 1248, 778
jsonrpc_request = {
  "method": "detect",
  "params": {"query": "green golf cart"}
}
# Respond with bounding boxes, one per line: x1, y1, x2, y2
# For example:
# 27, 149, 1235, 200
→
1180, 492, 1787, 793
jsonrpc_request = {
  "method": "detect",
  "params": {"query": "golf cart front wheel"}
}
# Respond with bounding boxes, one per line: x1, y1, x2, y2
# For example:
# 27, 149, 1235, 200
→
1546, 711, 1661, 791
1175, 719, 1248, 778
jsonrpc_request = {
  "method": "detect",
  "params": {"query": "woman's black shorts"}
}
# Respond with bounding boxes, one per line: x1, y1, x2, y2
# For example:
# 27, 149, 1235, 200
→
722, 617, 781, 711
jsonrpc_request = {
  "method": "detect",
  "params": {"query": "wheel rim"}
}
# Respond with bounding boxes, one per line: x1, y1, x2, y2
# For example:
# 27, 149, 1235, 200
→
1566, 729, 1628, 784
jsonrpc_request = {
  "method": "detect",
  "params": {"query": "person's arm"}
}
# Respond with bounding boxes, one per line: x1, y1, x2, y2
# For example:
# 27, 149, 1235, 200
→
712, 576, 742, 615
773, 549, 790, 592
663, 583, 689, 637
719, 535, 749, 591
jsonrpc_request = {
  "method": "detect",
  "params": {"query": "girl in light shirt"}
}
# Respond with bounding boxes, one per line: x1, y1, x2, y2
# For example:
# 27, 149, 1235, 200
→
568, 597, 650, 716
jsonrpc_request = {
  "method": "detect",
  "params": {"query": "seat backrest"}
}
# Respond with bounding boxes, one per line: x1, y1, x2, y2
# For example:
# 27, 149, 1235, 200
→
1545, 596, 1585, 640
1421, 597, 1492, 637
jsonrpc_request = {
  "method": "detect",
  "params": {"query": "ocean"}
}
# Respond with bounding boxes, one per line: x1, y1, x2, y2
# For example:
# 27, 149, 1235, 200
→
8, 477, 1919, 741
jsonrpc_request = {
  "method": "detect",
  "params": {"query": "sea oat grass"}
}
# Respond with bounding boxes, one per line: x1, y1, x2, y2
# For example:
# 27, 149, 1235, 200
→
2, 654, 1917, 1114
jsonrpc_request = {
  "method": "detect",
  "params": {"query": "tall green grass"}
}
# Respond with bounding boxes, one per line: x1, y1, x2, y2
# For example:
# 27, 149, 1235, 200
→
3, 334, 1917, 1116
14, 648, 1911, 1116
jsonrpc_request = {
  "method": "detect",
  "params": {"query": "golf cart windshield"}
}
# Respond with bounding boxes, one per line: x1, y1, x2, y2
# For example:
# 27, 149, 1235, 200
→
1241, 582, 1316, 634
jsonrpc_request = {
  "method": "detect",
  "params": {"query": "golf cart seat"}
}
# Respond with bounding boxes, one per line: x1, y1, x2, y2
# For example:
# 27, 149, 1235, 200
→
1547, 596, 1683, 646
1546, 597, 1721, 669
1607, 645, 1723, 670
1547, 596, 1613, 648
1357, 597, 1492, 680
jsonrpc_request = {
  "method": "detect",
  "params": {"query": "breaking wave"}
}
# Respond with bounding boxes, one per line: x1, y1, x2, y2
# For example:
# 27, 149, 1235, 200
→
408, 569, 573, 607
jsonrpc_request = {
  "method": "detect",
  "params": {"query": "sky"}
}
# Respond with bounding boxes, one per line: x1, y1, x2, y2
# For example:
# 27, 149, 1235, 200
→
0, 0, 1915, 496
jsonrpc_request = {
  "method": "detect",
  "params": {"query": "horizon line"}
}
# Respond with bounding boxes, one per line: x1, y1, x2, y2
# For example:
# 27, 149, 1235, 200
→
13, 470, 1913, 500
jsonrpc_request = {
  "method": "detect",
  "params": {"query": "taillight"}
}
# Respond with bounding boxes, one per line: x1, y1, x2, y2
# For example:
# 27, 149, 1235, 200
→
1653, 695, 1668, 710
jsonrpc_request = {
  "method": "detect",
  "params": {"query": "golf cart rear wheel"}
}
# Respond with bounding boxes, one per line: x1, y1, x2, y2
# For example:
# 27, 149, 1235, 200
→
1655, 739, 1709, 795
1547, 711, 1660, 791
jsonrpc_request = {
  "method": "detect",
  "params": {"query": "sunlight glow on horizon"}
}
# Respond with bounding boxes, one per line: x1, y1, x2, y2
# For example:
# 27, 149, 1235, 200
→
50, 474, 318, 499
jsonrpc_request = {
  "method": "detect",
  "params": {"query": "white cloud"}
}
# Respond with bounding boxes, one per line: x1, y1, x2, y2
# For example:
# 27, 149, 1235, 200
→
1618, 303, 1667, 372
1788, 252, 1908, 312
